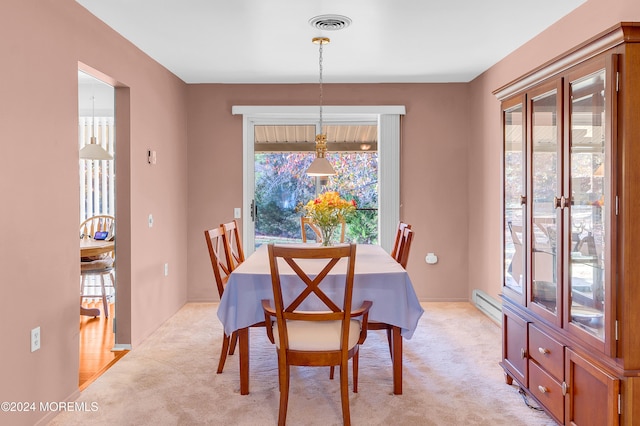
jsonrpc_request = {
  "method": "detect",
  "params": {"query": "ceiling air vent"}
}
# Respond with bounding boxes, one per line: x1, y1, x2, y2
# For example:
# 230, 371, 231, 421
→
308, 14, 352, 31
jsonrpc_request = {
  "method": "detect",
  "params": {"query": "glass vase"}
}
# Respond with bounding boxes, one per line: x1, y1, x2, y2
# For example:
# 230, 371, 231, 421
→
319, 224, 337, 246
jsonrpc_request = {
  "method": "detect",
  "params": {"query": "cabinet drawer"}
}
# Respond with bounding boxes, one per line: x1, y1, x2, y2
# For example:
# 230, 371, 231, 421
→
529, 324, 563, 381
529, 361, 564, 423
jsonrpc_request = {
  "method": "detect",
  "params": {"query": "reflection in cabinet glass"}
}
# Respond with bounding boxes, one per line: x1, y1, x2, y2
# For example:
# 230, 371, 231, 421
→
504, 103, 525, 297
568, 69, 606, 341
531, 89, 559, 315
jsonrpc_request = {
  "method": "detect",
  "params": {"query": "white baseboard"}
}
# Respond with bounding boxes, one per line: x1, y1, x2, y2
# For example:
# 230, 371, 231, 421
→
471, 289, 502, 325
112, 344, 132, 351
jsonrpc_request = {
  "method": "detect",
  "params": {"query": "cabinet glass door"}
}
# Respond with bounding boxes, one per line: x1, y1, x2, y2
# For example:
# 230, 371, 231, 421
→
568, 69, 606, 341
531, 89, 560, 317
504, 102, 525, 299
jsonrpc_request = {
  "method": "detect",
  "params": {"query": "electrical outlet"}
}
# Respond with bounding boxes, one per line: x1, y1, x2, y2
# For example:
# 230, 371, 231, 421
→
31, 327, 41, 352
164, 263, 169, 276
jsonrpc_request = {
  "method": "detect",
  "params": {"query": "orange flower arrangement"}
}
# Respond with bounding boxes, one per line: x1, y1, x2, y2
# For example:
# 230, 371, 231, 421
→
303, 191, 356, 245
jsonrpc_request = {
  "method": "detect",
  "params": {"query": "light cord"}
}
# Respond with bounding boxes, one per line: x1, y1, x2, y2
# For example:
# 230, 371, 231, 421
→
318, 40, 324, 131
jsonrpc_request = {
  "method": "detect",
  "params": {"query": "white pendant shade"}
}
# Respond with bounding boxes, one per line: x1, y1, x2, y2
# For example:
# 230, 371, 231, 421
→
306, 156, 336, 176
80, 137, 113, 160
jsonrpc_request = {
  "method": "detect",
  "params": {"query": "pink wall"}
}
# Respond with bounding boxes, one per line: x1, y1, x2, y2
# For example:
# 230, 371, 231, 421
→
1, 1, 188, 424
466, 0, 640, 302
186, 83, 471, 303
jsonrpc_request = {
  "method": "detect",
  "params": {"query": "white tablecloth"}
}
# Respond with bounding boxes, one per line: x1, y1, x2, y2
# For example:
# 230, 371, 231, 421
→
217, 243, 424, 338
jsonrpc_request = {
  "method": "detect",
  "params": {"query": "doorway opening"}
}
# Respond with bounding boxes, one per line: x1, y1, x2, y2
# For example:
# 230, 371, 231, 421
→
78, 70, 126, 389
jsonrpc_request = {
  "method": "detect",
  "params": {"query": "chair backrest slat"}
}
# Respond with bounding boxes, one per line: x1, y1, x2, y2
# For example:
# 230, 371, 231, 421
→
396, 227, 414, 269
80, 215, 115, 240
300, 216, 346, 243
204, 226, 230, 298
300, 217, 321, 243
221, 220, 245, 270
391, 221, 411, 260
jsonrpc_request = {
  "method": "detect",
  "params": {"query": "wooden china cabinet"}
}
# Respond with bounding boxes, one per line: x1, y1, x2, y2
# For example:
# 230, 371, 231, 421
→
496, 23, 640, 425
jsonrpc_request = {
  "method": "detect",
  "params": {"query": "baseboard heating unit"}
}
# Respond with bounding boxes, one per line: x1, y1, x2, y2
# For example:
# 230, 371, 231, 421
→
471, 289, 502, 325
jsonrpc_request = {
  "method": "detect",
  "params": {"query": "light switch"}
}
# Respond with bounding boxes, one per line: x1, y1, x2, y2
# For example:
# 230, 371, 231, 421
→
234, 208, 241, 219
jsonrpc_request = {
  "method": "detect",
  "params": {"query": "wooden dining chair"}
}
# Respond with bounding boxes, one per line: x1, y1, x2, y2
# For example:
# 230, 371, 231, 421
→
204, 225, 238, 373
396, 227, 415, 269
300, 216, 321, 243
80, 215, 116, 317
261, 244, 372, 426
221, 219, 245, 270
390, 221, 411, 261
300, 216, 346, 243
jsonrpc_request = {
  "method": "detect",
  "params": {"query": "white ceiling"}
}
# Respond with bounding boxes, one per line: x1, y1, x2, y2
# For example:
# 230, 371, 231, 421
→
78, 71, 114, 116
75, 0, 586, 84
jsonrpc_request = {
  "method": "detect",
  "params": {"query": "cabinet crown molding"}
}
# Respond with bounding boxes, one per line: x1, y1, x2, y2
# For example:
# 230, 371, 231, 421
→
494, 22, 640, 101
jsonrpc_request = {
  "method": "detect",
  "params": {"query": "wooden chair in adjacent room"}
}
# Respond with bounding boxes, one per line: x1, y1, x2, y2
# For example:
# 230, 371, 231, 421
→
261, 244, 372, 426
221, 219, 245, 270
300, 216, 346, 243
80, 215, 116, 317
204, 225, 238, 374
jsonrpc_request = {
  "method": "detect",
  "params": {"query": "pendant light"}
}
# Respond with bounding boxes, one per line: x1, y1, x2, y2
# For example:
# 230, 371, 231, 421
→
306, 36, 336, 177
79, 91, 113, 161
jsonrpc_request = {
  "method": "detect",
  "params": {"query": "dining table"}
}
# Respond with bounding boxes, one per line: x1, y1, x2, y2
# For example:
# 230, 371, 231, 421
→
217, 243, 424, 395
80, 238, 114, 317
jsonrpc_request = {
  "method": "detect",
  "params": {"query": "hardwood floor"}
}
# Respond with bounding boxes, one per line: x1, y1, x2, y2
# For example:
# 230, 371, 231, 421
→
79, 300, 128, 390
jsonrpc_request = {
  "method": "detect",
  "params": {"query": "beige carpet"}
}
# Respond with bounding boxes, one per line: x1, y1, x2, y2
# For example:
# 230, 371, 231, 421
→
49, 302, 555, 425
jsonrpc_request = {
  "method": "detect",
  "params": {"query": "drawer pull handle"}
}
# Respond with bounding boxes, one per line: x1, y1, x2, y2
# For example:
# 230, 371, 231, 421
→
520, 348, 527, 359
538, 385, 548, 394
538, 347, 549, 355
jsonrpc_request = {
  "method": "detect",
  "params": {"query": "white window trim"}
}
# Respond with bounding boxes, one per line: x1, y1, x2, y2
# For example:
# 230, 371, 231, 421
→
232, 105, 405, 254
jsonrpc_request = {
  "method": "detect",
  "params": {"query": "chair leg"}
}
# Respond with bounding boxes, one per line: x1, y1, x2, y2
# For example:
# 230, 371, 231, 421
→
99, 275, 109, 318
79, 275, 85, 307
329, 365, 335, 380
109, 271, 116, 295
352, 351, 359, 393
340, 359, 351, 426
229, 330, 238, 355
80, 275, 99, 318
278, 364, 290, 426
276, 352, 281, 392
217, 334, 231, 374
